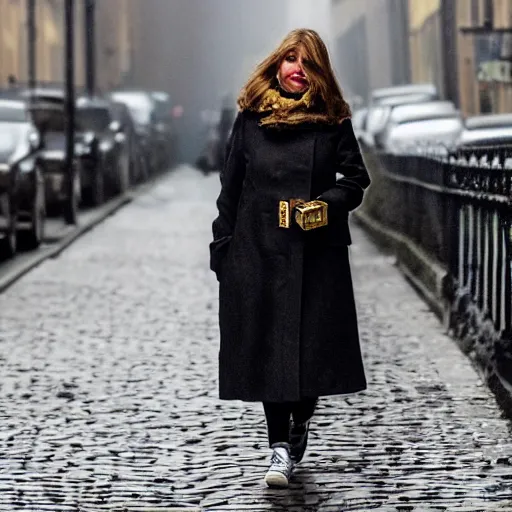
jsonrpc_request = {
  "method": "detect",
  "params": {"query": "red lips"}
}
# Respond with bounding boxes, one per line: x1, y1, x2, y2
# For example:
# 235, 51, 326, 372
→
288, 73, 308, 84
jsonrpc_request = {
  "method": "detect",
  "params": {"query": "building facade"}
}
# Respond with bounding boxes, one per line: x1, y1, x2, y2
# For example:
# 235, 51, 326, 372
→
456, 0, 512, 115
330, 0, 410, 106
332, 0, 512, 114
94, 0, 134, 91
0, 0, 60, 85
0, 0, 136, 92
399, 0, 512, 114
408, 0, 444, 93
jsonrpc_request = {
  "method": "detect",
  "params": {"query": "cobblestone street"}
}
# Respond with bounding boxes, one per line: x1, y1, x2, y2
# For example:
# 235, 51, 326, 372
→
1, 167, 512, 512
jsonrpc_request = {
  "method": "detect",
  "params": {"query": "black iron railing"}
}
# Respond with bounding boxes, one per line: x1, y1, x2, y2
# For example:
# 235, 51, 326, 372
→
361, 143, 512, 397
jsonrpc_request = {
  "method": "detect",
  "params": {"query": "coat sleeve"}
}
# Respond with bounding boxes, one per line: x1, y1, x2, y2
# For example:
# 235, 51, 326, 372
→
318, 118, 371, 212
210, 111, 246, 277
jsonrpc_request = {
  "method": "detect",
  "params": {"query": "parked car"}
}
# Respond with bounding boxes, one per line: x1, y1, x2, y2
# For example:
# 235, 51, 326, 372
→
0, 99, 46, 257
371, 83, 439, 105
110, 100, 148, 184
196, 111, 221, 174
107, 90, 160, 174
455, 114, 512, 153
457, 128, 512, 147
385, 116, 465, 155
454, 114, 512, 159
23, 89, 81, 224
361, 94, 441, 149
196, 95, 236, 173
352, 107, 368, 142
75, 96, 130, 205
151, 91, 177, 169
380, 101, 459, 150
464, 113, 512, 131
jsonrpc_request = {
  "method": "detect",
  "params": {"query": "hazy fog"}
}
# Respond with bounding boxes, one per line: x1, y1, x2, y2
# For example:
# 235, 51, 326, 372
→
132, 0, 295, 162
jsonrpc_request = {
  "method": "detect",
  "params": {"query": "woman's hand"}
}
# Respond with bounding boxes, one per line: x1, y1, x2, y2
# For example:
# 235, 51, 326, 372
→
317, 118, 371, 213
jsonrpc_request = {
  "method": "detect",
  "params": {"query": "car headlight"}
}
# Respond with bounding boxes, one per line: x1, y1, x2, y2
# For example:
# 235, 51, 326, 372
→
18, 159, 35, 172
99, 141, 113, 153
75, 142, 90, 156
84, 131, 96, 145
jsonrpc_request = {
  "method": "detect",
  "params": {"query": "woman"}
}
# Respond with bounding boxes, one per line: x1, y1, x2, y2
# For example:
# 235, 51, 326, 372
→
210, 28, 370, 488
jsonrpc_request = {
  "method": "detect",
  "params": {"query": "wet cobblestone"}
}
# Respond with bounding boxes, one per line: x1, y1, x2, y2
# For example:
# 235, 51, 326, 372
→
0, 166, 512, 511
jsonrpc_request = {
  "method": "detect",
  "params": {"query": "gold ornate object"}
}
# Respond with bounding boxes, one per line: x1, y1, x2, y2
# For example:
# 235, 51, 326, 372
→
294, 200, 328, 231
279, 200, 291, 228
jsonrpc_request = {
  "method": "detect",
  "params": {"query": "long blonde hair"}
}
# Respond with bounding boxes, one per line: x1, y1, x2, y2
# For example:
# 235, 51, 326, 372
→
238, 28, 351, 123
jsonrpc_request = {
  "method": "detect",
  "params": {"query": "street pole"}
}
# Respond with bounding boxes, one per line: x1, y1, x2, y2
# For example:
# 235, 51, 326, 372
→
64, 0, 76, 224
27, 0, 36, 90
84, 0, 96, 97
440, 0, 459, 107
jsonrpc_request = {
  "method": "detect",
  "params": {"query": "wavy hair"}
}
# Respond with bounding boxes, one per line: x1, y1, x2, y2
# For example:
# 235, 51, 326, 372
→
238, 28, 351, 123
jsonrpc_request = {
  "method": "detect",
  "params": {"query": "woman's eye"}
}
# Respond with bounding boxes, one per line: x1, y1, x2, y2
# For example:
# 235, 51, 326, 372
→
285, 55, 296, 63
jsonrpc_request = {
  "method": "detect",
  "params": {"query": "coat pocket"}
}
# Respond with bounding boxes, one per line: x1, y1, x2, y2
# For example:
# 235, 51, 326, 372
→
325, 210, 352, 246
210, 235, 232, 277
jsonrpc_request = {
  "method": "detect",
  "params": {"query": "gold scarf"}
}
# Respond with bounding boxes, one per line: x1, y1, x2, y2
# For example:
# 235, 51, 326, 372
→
255, 88, 334, 127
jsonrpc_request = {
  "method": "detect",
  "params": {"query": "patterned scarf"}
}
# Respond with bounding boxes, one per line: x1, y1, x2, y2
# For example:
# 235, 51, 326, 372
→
255, 87, 334, 128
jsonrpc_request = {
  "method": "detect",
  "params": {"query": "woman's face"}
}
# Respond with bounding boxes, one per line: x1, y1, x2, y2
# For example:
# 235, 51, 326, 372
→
278, 48, 309, 94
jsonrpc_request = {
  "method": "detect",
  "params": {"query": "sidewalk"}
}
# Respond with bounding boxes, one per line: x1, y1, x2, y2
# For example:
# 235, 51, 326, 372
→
0, 167, 511, 512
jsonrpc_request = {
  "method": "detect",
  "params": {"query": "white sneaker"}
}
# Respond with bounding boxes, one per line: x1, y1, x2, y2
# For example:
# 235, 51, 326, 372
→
264, 445, 294, 488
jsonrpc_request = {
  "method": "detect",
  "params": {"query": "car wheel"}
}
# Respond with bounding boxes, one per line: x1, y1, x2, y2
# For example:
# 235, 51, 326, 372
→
18, 167, 46, 250
111, 152, 130, 196
119, 151, 130, 193
63, 168, 79, 225
140, 153, 150, 182
91, 165, 105, 206
0, 193, 17, 259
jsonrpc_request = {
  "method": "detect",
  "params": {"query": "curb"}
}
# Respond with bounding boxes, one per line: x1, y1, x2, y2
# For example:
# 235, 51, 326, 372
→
48, 193, 132, 257
0, 171, 171, 294
0, 245, 55, 294
353, 209, 449, 322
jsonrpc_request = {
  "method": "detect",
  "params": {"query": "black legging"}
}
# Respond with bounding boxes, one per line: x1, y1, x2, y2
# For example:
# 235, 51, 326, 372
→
263, 398, 318, 447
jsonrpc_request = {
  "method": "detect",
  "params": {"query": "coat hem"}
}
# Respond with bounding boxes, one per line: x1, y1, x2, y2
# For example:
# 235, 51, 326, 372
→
219, 384, 367, 403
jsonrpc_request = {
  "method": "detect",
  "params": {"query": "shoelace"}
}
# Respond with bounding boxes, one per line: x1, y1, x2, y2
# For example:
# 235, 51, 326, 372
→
270, 450, 292, 472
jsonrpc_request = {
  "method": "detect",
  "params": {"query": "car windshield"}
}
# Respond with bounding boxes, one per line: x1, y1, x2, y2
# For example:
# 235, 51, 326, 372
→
0, 104, 27, 123
458, 127, 512, 147
388, 118, 463, 150
76, 107, 111, 132
31, 107, 65, 132
373, 85, 438, 102
465, 114, 512, 130
390, 102, 456, 124
152, 93, 173, 121
110, 93, 152, 125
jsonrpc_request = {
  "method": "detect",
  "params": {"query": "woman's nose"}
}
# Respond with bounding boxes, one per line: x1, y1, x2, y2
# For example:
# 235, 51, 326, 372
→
295, 61, 305, 75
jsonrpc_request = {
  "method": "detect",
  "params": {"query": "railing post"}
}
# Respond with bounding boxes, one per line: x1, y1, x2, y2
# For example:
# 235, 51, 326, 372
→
443, 158, 458, 302
502, 209, 511, 334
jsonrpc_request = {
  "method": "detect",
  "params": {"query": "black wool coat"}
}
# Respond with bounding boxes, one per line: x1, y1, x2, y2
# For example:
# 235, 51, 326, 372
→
210, 109, 371, 403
